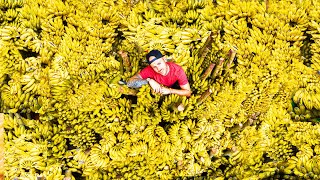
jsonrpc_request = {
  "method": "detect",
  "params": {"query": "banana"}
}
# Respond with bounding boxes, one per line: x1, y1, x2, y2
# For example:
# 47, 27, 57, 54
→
22, 78, 36, 91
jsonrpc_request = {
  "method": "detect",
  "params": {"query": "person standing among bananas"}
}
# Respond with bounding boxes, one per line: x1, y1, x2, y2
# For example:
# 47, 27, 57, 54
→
127, 49, 192, 97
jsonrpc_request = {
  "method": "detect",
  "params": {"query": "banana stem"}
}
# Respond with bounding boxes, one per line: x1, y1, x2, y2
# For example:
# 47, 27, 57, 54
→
171, 103, 185, 112
118, 50, 131, 72
201, 63, 215, 81
212, 58, 225, 79
134, 42, 143, 54
197, 31, 215, 59
229, 123, 243, 133
226, 49, 237, 69
197, 88, 213, 105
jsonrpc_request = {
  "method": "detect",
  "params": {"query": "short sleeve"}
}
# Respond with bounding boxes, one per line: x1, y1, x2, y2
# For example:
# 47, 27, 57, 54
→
177, 68, 189, 86
139, 66, 154, 79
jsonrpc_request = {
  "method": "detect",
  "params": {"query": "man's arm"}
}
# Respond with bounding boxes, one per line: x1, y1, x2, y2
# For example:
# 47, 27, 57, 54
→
161, 83, 192, 97
127, 74, 148, 89
127, 74, 162, 93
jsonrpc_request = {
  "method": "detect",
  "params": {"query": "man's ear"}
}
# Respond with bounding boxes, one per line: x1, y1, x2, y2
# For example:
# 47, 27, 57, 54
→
163, 57, 168, 62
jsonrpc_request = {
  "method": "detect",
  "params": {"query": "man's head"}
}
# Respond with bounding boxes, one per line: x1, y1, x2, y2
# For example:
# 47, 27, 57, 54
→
146, 50, 169, 76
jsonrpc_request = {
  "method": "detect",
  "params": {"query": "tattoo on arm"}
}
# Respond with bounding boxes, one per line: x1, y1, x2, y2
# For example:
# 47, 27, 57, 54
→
127, 79, 148, 88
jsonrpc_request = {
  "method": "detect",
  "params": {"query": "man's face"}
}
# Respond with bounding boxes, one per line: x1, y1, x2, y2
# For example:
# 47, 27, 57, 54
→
149, 56, 168, 76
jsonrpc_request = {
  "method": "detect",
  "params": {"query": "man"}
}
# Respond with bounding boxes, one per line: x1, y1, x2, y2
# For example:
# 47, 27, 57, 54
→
127, 50, 192, 97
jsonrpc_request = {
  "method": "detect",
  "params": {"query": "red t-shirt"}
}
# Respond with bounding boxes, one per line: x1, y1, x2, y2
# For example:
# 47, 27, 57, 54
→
139, 62, 189, 88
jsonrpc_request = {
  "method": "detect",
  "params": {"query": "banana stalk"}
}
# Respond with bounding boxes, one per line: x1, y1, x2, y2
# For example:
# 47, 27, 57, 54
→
201, 63, 215, 81
197, 88, 213, 105
226, 49, 237, 69
170, 102, 185, 112
118, 50, 132, 72
197, 31, 215, 59
212, 58, 225, 79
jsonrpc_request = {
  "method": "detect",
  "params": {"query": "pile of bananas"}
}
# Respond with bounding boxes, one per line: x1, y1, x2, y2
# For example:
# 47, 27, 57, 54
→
3, 0, 320, 179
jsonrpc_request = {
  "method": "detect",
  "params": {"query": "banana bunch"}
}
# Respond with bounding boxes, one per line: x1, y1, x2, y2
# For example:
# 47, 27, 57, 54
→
3, 113, 68, 178
160, 94, 192, 122
48, 69, 73, 101
123, 10, 144, 28
127, 107, 153, 133
106, 98, 131, 121
140, 38, 175, 54
162, 9, 185, 25
200, 5, 217, 22
45, 0, 72, 17
276, 24, 306, 42
105, 84, 122, 99
308, 0, 320, 21
223, 18, 249, 39
209, 82, 250, 127
286, 122, 320, 147
18, 28, 39, 47
248, 26, 275, 45
289, 103, 313, 121
97, 6, 121, 27
90, 25, 118, 39
107, 133, 131, 161
4, 8, 18, 21
192, 118, 224, 144
251, 13, 283, 34
179, 119, 195, 143
301, 36, 312, 65
0, 25, 20, 41
177, 28, 210, 48
0, 0, 22, 27
71, 148, 89, 170
293, 86, 320, 110
0, 82, 22, 112
185, 10, 200, 24
64, 24, 89, 43
288, 155, 317, 178
18, 1, 44, 30
136, 85, 161, 107
0, 0, 23, 9
265, 138, 293, 161
189, 55, 213, 93
314, 144, 320, 155
41, 16, 65, 37
269, 0, 309, 29
40, 164, 65, 180
308, 20, 320, 71
85, 144, 110, 170
63, 124, 97, 149
225, 0, 264, 21
185, 0, 206, 10
167, 45, 193, 73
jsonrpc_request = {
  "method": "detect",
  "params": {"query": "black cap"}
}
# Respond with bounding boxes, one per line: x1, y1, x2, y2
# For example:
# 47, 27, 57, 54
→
146, 50, 163, 64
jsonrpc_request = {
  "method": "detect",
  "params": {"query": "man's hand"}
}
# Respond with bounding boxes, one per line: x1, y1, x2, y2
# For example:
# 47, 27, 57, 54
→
148, 79, 162, 93
161, 87, 171, 95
